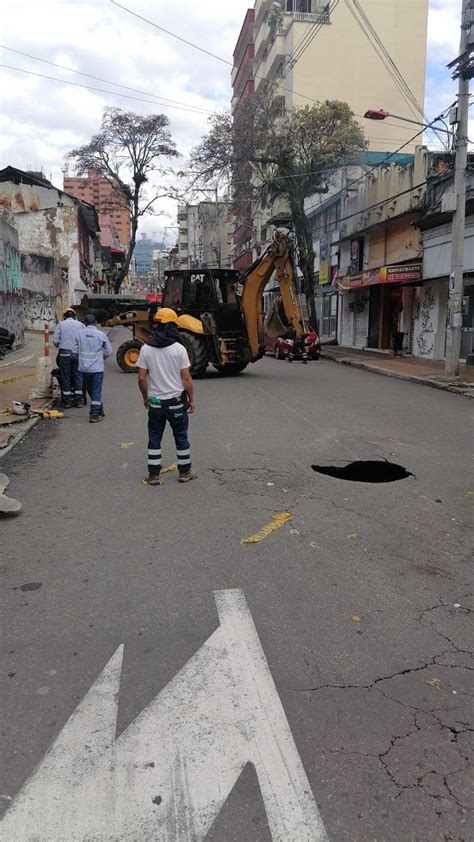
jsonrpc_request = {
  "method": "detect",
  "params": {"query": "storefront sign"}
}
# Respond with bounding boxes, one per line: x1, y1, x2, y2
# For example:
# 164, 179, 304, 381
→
345, 263, 421, 289
319, 234, 329, 285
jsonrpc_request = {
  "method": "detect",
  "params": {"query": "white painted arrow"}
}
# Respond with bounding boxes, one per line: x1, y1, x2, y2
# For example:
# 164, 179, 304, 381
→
1, 589, 328, 841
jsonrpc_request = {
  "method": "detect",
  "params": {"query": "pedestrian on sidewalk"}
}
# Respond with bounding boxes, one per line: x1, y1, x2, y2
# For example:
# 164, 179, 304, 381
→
76, 313, 112, 423
137, 308, 196, 486
52, 308, 84, 407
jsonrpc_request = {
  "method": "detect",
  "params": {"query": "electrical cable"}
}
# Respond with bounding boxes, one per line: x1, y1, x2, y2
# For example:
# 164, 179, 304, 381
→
109, 0, 359, 116
0, 45, 215, 114
350, 0, 424, 121
109, 0, 449, 148
345, 0, 447, 150
0, 63, 214, 114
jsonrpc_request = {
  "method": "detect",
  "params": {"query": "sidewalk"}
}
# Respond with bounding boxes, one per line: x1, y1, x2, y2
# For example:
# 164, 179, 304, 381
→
320, 344, 474, 398
0, 331, 58, 454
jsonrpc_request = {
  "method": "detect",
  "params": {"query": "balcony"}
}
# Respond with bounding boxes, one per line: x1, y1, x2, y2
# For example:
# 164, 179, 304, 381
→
233, 8, 255, 69
232, 79, 255, 113
231, 44, 254, 92
264, 29, 287, 79
293, 10, 330, 24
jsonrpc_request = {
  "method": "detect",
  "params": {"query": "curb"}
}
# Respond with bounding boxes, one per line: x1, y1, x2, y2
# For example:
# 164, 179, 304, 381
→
0, 397, 58, 459
0, 372, 35, 386
0, 416, 40, 459
320, 352, 474, 399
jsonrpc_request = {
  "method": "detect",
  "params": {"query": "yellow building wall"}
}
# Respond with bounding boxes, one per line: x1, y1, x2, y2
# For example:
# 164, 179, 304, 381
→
271, 0, 428, 153
367, 214, 422, 269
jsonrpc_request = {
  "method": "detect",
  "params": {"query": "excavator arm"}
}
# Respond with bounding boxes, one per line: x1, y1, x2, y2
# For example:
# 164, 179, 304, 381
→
238, 229, 305, 361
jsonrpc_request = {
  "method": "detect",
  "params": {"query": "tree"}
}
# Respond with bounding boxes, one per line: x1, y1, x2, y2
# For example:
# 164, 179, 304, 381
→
187, 94, 366, 324
69, 107, 178, 293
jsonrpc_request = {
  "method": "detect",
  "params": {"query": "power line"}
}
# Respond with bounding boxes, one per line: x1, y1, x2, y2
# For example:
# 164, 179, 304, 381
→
344, 0, 447, 150
110, 0, 355, 116
110, 0, 231, 66
109, 0, 439, 140
0, 45, 214, 114
348, 0, 424, 121
0, 64, 214, 114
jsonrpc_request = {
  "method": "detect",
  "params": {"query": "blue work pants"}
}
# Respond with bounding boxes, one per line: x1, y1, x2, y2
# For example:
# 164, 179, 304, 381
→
147, 396, 191, 477
58, 350, 83, 405
83, 372, 104, 417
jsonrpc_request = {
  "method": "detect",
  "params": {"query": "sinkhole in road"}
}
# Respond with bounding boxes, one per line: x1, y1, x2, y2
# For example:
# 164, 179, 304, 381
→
311, 460, 414, 483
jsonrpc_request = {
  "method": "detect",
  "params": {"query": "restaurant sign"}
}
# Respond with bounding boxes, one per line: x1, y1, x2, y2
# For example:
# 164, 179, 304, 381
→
343, 263, 422, 290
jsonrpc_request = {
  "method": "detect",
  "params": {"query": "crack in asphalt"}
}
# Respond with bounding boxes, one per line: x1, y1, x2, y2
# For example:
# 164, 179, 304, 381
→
296, 635, 473, 811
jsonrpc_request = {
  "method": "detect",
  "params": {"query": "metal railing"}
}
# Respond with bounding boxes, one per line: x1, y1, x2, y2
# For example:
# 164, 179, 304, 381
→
293, 11, 330, 24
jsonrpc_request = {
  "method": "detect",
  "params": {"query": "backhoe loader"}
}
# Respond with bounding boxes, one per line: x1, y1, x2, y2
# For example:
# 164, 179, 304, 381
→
106, 229, 306, 376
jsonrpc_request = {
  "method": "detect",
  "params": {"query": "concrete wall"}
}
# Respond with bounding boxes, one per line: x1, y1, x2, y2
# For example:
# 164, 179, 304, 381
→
0, 182, 87, 306
21, 252, 64, 331
0, 209, 23, 346
423, 218, 474, 279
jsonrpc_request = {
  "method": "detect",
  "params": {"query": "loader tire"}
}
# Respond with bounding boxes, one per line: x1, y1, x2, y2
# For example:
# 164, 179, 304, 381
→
116, 339, 143, 373
180, 332, 208, 378
213, 362, 248, 376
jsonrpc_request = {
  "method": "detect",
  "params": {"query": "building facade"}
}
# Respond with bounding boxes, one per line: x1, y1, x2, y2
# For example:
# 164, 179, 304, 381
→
232, 0, 429, 264
64, 168, 131, 251
231, 8, 256, 270
325, 151, 474, 362
0, 209, 23, 346
0, 168, 101, 327
336, 147, 427, 352
418, 157, 474, 361
177, 203, 233, 269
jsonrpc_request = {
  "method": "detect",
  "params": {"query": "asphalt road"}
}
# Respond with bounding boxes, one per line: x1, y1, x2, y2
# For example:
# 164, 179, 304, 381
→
1, 331, 473, 842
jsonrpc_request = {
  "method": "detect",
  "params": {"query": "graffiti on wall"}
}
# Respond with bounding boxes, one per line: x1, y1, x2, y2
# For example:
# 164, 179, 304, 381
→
0, 236, 23, 344
0, 241, 22, 294
0, 293, 24, 346
414, 286, 435, 357
23, 289, 59, 331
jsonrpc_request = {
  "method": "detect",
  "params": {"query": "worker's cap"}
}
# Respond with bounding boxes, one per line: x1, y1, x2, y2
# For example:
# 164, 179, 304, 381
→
84, 312, 97, 325
63, 307, 76, 318
154, 307, 178, 325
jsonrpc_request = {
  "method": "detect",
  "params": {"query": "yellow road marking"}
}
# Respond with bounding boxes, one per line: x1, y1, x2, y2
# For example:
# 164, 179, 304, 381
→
241, 512, 293, 545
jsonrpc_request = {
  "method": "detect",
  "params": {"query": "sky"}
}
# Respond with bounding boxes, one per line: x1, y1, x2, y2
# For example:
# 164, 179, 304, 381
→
0, 0, 465, 244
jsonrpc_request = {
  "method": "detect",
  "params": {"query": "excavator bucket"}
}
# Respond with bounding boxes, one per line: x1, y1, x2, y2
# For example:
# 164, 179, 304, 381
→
264, 296, 292, 339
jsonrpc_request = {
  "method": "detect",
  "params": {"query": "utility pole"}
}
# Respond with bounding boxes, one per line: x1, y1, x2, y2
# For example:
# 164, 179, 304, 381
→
445, 0, 473, 376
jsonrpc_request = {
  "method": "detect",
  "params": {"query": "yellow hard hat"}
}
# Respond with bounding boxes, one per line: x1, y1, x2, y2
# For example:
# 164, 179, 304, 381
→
64, 307, 76, 317
154, 307, 178, 324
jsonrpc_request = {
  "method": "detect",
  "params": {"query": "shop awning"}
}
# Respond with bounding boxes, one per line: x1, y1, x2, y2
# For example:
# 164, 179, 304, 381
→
337, 263, 422, 291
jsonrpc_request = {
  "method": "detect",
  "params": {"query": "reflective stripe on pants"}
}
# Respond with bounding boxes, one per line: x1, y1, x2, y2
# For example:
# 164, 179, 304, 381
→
147, 397, 191, 476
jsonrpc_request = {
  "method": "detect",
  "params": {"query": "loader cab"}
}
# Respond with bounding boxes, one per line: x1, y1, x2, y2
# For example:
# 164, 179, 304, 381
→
162, 269, 243, 334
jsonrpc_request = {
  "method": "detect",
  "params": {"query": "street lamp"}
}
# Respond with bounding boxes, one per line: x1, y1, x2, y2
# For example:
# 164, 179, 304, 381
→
363, 108, 452, 135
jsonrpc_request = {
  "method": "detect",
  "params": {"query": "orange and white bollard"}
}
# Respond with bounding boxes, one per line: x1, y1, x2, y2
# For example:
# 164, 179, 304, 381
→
44, 322, 49, 358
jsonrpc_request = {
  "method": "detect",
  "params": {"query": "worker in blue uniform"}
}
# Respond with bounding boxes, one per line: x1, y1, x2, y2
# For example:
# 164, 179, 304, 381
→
75, 313, 112, 423
52, 308, 85, 407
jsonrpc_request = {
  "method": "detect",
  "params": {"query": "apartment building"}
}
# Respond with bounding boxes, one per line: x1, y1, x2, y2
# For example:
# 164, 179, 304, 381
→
64, 168, 131, 251
232, 0, 429, 264
177, 203, 233, 269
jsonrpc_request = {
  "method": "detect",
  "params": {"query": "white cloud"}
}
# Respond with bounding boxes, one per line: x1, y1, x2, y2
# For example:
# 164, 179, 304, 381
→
427, 0, 461, 57
0, 0, 467, 239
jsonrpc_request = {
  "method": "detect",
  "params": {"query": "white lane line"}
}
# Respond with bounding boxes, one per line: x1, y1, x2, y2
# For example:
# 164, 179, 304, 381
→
1, 590, 328, 842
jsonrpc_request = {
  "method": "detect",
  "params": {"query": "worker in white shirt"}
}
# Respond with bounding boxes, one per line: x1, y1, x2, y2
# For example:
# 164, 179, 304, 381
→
137, 308, 196, 486
75, 313, 112, 423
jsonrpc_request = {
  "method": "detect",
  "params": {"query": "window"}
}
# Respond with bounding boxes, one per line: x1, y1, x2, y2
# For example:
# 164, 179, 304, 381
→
162, 275, 183, 309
